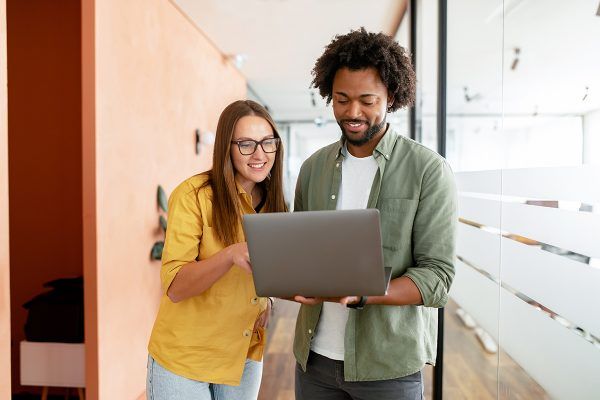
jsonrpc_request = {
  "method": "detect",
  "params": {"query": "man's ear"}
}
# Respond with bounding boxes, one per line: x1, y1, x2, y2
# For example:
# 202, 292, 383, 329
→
387, 97, 395, 112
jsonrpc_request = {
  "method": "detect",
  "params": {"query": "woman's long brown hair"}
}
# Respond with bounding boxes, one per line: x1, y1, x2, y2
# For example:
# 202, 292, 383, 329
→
202, 100, 287, 246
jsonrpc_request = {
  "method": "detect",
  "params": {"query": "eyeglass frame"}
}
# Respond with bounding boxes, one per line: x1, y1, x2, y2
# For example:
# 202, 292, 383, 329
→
230, 137, 281, 155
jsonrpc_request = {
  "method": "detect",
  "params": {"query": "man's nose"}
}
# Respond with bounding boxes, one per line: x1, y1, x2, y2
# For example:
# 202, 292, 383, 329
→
346, 101, 362, 119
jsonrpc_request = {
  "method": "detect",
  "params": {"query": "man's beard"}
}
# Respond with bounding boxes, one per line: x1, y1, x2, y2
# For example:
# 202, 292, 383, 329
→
338, 117, 387, 147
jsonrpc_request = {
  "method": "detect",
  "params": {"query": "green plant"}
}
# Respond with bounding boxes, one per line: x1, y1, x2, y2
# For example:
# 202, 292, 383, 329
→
150, 185, 168, 261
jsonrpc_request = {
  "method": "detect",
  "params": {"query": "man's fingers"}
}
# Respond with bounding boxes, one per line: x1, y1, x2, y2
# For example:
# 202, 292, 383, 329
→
294, 296, 322, 305
339, 296, 357, 305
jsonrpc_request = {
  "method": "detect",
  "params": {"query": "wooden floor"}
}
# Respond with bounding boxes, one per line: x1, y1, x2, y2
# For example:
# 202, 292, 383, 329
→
258, 299, 548, 399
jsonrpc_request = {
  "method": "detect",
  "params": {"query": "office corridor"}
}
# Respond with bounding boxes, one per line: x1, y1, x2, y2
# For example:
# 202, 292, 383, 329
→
258, 299, 547, 399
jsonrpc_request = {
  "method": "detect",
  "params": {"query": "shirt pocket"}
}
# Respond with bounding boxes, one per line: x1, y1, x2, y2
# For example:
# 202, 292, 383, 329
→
378, 198, 418, 251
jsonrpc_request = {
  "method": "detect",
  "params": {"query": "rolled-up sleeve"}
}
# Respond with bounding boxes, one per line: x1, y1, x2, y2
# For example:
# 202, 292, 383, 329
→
404, 159, 457, 308
160, 182, 203, 294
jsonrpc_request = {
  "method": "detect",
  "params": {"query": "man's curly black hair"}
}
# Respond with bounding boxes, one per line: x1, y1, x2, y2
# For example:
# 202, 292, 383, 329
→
311, 27, 416, 113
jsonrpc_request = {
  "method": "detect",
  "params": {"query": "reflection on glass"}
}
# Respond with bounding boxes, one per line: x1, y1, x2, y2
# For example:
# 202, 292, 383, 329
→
447, 0, 600, 398
416, 0, 438, 151
445, 0, 503, 398
499, 1, 600, 398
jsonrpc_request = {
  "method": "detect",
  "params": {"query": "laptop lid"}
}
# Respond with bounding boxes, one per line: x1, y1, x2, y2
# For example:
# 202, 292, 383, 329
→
243, 209, 389, 298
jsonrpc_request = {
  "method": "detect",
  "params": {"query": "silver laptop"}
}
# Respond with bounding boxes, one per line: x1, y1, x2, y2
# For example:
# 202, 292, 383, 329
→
243, 209, 392, 298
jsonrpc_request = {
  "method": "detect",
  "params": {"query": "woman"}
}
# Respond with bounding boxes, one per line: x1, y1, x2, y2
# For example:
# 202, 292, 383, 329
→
147, 100, 287, 399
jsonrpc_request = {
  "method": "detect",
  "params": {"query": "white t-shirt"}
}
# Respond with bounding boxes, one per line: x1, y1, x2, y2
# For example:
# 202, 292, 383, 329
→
310, 147, 379, 360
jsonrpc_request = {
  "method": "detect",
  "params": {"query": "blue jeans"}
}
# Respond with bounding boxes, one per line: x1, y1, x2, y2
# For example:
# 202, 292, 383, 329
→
146, 355, 263, 400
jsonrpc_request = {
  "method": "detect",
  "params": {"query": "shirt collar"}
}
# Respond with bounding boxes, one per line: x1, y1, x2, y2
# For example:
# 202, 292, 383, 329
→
235, 180, 249, 195
235, 180, 267, 197
335, 124, 397, 161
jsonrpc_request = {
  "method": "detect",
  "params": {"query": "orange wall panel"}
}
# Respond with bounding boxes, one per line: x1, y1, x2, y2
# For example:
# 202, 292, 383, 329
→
6, 0, 82, 393
0, 0, 11, 397
92, 0, 246, 398
82, 0, 98, 397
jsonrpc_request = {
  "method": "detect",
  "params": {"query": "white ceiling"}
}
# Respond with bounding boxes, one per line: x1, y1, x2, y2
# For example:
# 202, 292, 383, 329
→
173, 0, 600, 122
173, 0, 408, 122
446, 0, 600, 116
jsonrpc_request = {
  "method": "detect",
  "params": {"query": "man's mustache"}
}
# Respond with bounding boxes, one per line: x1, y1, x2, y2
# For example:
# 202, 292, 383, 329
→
340, 119, 369, 125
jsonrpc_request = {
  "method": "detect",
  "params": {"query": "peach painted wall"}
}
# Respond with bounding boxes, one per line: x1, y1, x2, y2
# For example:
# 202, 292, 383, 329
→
6, 0, 82, 393
0, 0, 11, 397
90, 0, 246, 398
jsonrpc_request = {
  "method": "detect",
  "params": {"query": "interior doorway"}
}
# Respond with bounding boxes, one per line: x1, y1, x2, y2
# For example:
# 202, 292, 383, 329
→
6, 0, 84, 397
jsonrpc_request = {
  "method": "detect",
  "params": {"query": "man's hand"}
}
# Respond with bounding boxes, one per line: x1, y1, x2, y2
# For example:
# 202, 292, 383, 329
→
289, 295, 361, 306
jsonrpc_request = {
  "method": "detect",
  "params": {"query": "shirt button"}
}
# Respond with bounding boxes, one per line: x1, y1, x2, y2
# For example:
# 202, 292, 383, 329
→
251, 297, 258, 305
308, 329, 312, 335
331, 195, 336, 200
243, 329, 252, 337
336, 162, 340, 168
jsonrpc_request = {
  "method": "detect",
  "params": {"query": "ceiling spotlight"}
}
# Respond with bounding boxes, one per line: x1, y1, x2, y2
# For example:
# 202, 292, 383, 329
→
511, 47, 521, 71
463, 86, 482, 102
582, 86, 589, 102
310, 91, 317, 107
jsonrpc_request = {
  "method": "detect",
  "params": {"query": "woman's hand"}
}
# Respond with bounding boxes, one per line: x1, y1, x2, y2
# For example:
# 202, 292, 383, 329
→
253, 299, 272, 330
227, 242, 252, 274
166, 241, 254, 303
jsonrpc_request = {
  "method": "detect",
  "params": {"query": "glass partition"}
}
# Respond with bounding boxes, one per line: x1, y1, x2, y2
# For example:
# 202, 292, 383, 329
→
415, 0, 439, 151
445, 1, 504, 397
498, 1, 600, 398
445, 0, 600, 398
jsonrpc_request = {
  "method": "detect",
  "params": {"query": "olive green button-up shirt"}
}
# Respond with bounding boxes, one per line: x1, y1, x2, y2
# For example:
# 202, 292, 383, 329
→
293, 127, 457, 381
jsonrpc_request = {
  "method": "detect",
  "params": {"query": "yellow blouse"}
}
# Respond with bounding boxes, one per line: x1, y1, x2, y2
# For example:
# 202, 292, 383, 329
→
148, 173, 268, 385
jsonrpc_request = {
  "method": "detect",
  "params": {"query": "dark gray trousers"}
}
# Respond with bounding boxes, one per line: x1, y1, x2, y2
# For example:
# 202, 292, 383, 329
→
295, 351, 424, 400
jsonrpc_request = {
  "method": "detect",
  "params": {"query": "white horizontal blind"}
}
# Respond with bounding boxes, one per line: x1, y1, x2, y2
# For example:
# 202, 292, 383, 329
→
453, 166, 600, 399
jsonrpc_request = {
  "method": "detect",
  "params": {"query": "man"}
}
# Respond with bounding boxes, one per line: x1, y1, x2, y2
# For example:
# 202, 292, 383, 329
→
292, 28, 457, 399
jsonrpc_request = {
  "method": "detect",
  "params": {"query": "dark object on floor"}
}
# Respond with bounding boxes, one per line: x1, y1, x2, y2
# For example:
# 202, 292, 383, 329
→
22, 276, 84, 343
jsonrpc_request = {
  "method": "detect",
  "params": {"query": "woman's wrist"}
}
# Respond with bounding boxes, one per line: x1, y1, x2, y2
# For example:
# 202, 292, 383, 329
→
223, 245, 235, 268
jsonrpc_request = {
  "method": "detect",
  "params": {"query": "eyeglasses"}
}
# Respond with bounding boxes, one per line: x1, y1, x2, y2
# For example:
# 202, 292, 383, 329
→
231, 137, 281, 155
